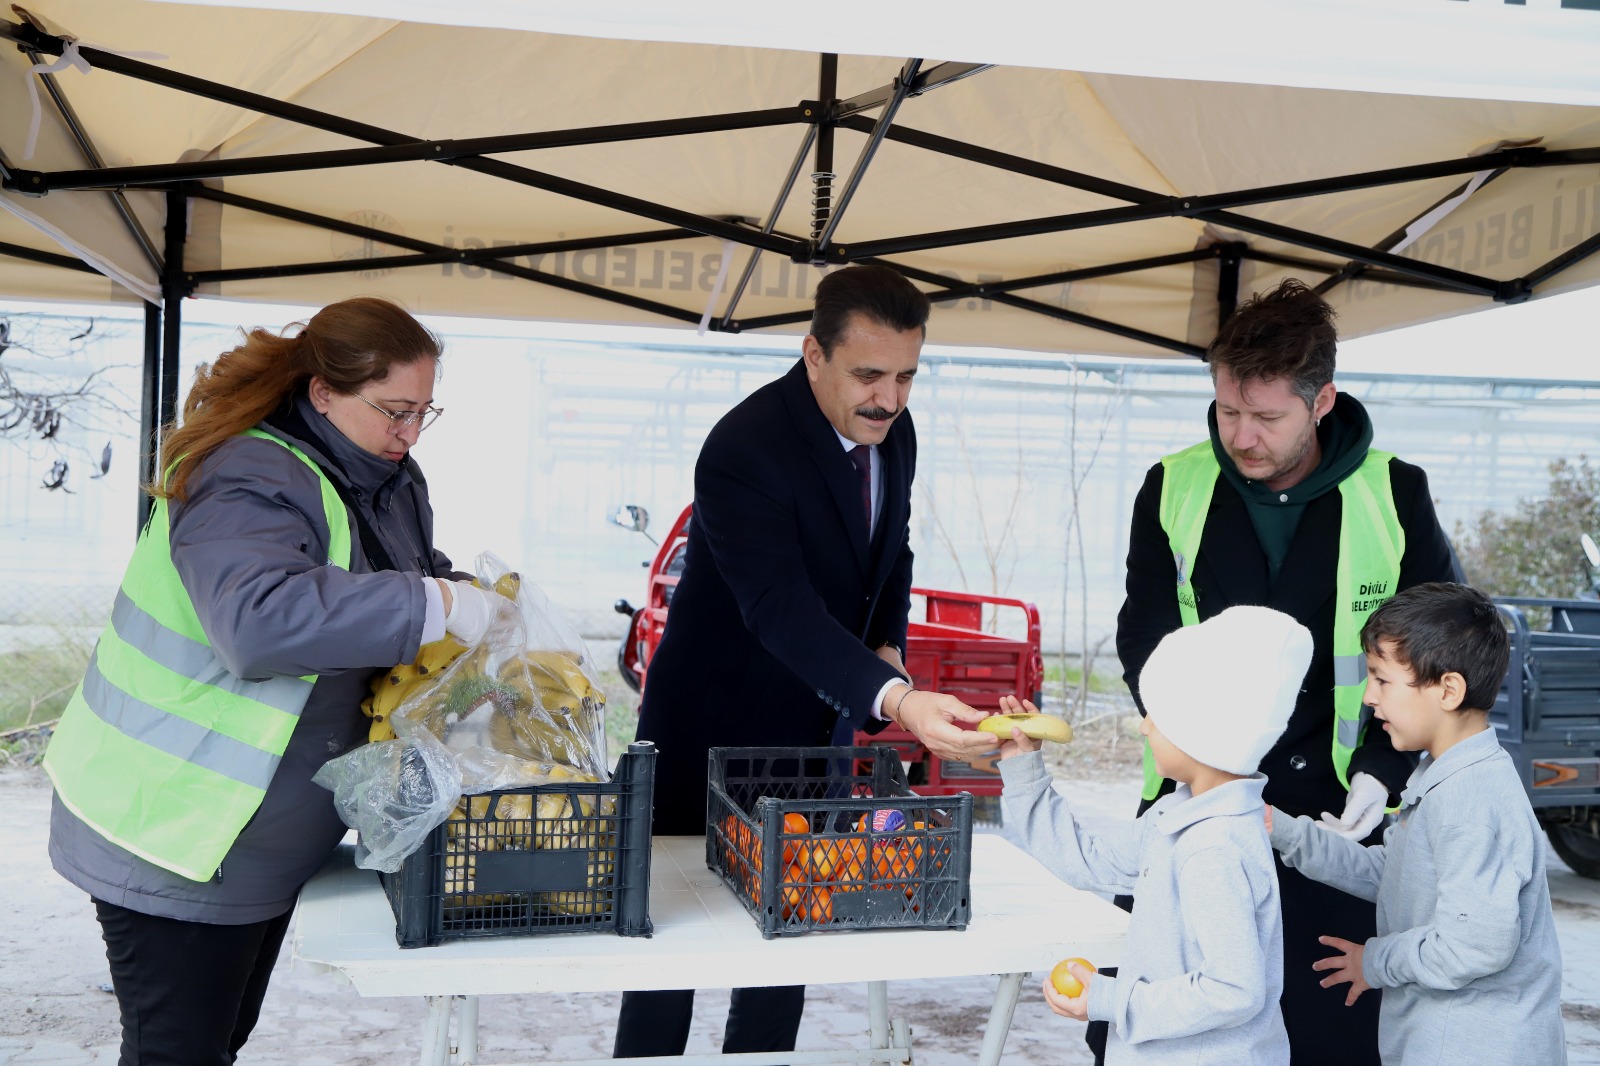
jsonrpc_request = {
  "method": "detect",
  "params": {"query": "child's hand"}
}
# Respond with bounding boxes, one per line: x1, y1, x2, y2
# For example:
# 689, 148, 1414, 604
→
996, 695, 1041, 759
1312, 935, 1371, 1006
1264, 804, 1273, 833
1040, 965, 1093, 1021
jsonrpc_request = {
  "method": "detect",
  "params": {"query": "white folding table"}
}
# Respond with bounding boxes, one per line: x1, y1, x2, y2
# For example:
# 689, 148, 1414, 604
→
293, 834, 1128, 1066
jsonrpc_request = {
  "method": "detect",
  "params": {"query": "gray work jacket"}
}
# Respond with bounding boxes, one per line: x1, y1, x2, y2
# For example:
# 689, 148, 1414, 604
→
1272, 727, 1566, 1065
50, 396, 454, 923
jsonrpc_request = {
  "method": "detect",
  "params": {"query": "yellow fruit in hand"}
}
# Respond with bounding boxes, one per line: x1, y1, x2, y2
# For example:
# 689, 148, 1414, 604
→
1050, 957, 1097, 998
977, 713, 1073, 743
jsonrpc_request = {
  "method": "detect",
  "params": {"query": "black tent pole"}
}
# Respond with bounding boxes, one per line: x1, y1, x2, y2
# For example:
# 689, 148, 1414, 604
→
158, 189, 188, 470
718, 126, 818, 331
1523, 229, 1600, 293
136, 300, 162, 534
810, 54, 839, 253
717, 54, 836, 330
815, 58, 922, 254
1217, 243, 1242, 327
186, 186, 706, 324
12, 30, 162, 273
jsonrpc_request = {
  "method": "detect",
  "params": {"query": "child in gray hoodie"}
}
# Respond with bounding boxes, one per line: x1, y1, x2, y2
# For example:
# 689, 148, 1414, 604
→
1268, 582, 1565, 1065
998, 605, 1309, 1065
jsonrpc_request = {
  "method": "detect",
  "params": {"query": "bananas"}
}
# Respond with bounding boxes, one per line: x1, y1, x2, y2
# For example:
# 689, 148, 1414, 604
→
372, 564, 615, 914
363, 569, 522, 744
491, 571, 521, 602
977, 712, 1074, 744
441, 763, 617, 913
363, 635, 472, 743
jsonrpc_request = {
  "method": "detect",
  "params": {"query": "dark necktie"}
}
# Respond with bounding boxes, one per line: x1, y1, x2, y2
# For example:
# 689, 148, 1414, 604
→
848, 444, 872, 532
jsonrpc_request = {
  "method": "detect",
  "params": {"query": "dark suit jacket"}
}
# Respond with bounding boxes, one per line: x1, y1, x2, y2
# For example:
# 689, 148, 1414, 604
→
636, 359, 916, 834
1115, 452, 1456, 819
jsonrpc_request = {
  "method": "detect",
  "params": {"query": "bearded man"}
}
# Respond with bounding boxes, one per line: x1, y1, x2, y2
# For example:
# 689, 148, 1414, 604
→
1107, 278, 1456, 1066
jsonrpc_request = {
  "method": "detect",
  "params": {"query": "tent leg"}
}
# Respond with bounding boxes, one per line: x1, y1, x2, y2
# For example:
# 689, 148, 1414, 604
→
160, 189, 187, 429
1217, 244, 1241, 327
137, 188, 188, 539
160, 282, 182, 435
810, 53, 837, 247
136, 299, 162, 535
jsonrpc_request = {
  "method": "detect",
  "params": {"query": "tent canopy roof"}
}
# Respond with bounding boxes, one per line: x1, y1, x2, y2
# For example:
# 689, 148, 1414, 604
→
3, 0, 1600, 360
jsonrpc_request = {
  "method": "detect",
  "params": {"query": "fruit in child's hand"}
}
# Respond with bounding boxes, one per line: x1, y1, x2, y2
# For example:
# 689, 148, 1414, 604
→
1050, 957, 1097, 998
978, 712, 1073, 743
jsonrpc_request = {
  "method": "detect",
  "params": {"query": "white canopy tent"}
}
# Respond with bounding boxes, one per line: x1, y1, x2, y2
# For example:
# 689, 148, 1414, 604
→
3, 0, 1600, 495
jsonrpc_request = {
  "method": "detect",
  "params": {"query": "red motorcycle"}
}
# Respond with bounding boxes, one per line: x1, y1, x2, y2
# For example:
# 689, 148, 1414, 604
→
611, 504, 1044, 797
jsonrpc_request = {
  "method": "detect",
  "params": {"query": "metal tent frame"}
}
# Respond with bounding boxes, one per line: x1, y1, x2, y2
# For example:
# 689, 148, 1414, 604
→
3, 15, 1600, 527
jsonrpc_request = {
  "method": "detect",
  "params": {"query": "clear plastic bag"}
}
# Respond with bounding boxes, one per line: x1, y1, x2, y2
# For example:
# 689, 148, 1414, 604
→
391, 552, 609, 789
311, 722, 462, 873
316, 552, 610, 869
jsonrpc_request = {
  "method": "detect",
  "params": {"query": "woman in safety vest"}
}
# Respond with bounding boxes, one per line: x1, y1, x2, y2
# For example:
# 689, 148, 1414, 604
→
43, 297, 501, 1064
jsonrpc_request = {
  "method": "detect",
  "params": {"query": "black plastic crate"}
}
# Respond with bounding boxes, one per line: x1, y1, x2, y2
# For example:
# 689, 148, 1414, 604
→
707, 745, 972, 939
379, 741, 656, 948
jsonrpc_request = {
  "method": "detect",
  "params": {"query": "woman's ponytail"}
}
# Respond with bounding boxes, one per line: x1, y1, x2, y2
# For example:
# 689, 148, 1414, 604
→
152, 297, 440, 501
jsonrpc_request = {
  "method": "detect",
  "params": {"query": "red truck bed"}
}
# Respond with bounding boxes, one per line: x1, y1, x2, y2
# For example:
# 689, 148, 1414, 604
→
618, 506, 1045, 798
855, 589, 1044, 796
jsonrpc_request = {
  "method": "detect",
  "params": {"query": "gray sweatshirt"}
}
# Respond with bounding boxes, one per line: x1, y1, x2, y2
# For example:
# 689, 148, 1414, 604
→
1271, 727, 1565, 1065
999, 752, 1289, 1065
50, 396, 455, 923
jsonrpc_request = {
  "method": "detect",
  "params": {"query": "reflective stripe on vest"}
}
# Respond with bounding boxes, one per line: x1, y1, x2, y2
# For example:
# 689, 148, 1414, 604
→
1139, 443, 1403, 801
44, 429, 353, 881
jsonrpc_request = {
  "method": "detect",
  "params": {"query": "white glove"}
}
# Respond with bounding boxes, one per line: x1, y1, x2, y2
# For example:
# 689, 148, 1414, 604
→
443, 580, 498, 645
1318, 772, 1389, 840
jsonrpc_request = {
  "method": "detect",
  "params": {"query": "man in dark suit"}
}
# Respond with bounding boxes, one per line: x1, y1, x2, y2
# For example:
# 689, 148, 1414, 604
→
1108, 279, 1456, 1065
613, 264, 997, 1060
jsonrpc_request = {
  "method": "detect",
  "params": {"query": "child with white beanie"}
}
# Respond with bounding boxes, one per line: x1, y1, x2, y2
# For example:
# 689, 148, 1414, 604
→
997, 604, 1312, 1065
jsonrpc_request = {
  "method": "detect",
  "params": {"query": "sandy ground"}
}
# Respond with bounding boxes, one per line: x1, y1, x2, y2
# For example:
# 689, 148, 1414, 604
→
8, 739, 1600, 1063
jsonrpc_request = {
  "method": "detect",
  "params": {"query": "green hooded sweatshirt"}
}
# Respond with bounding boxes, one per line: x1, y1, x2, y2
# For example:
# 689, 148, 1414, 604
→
1206, 391, 1375, 585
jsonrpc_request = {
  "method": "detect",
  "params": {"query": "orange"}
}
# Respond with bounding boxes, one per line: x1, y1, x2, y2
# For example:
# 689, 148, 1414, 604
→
807, 886, 833, 923
782, 812, 808, 866
874, 842, 914, 880
1050, 958, 1097, 998
836, 838, 868, 888
810, 841, 839, 882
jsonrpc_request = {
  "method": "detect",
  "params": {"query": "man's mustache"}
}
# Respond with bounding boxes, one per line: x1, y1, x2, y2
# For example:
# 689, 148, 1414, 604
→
856, 407, 898, 421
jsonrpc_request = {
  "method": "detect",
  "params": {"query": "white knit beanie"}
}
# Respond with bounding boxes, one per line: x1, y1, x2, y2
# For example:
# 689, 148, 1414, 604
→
1138, 606, 1313, 776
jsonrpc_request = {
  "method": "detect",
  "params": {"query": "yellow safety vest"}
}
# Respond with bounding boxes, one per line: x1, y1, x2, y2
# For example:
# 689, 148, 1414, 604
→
44, 430, 353, 880
1142, 441, 1404, 801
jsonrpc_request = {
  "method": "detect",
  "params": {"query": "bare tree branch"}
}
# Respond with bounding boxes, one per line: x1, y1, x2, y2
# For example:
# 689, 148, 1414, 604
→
1058, 363, 1127, 717
0, 310, 135, 492
919, 418, 972, 593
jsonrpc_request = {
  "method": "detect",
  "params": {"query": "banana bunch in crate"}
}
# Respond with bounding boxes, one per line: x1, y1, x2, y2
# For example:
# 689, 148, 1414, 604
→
362, 569, 615, 911
441, 762, 618, 913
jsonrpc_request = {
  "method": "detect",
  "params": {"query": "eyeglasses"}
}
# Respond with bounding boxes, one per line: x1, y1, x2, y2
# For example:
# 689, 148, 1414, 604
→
354, 393, 444, 432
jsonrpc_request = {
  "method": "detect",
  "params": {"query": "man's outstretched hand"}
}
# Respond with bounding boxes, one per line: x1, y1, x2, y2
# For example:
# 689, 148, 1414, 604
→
890, 686, 998, 762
